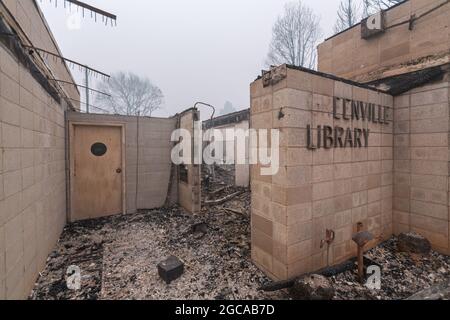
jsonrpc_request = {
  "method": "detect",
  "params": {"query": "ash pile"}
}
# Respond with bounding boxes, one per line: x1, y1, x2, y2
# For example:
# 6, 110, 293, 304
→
330, 237, 450, 300
29, 164, 286, 300
202, 164, 250, 216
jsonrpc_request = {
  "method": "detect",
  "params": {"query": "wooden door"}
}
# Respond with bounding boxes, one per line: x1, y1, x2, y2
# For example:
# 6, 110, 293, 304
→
71, 125, 123, 221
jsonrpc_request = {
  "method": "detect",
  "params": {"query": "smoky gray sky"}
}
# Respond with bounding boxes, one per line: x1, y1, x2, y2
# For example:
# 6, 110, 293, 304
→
38, 0, 344, 117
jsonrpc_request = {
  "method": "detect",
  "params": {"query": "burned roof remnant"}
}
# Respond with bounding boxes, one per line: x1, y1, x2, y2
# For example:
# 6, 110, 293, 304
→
368, 66, 446, 96
262, 65, 287, 87
203, 109, 250, 130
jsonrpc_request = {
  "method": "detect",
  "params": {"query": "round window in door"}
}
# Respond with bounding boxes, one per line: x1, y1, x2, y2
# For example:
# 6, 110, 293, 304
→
91, 142, 108, 157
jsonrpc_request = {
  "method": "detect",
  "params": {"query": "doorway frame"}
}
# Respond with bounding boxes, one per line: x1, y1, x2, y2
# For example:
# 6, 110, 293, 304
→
68, 121, 127, 222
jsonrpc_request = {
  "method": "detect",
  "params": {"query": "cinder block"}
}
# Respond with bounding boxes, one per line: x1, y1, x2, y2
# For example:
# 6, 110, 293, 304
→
251, 95, 273, 114
270, 203, 287, 225
273, 88, 312, 110
2, 124, 21, 149
411, 188, 448, 205
313, 149, 333, 165
352, 176, 368, 192
0, 98, 21, 126
20, 108, 34, 130
272, 259, 288, 280
394, 108, 410, 121
335, 210, 352, 228
411, 118, 448, 134
352, 162, 368, 178
287, 68, 313, 92
313, 198, 335, 218
19, 87, 33, 111
3, 170, 22, 198
394, 95, 410, 109
252, 229, 273, 255
273, 108, 311, 129
287, 239, 312, 264
334, 179, 352, 196
313, 181, 334, 201
411, 147, 447, 161
312, 75, 334, 96
252, 244, 273, 273
411, 174, 447, 190
352, 205, 368, 224
410, 88, 448, 106
287, 257, 312, 279
410, 104, 447, 120
334, 163, 352, 180
0, 72, 20, 107
287, 221, 313, 246
286, 202, 312, 225
368, 201, 381, 217
334, 194, 353, 212
411, 133, 448, 147
312, 165, 333, 183
252, 214, 273, 237
312, 94, 333, 113
273, 166, 312, 187
271, 185, 312, 206
279, 128, 307, 148
410, 200, 448, 220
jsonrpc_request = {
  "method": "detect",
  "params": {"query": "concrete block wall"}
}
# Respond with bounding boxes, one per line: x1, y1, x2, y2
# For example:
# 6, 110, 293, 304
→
317, 0, 450, 81
178, 109, 201, 214
250, 65, 394, 280
0, 0, 80, 299
66, 112, 178, 215
393, 70, 450, 254
0, 44, 69, 298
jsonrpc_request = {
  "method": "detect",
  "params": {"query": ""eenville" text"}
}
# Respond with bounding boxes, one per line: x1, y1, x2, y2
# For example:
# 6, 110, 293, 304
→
307, 97, 391, 150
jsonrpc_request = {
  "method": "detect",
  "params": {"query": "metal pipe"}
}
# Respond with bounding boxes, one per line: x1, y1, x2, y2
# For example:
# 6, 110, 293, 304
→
85, 68, 90, 113
193, 102, 216, 180
352, 222, 374, 284
194, 102, 216, 120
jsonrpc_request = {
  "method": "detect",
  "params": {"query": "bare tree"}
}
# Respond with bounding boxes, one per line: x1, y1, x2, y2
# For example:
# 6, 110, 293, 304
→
96, 72, 164, 116
334, 0, 362, 33
267, 1, 322, 69
363, 0, 405, 16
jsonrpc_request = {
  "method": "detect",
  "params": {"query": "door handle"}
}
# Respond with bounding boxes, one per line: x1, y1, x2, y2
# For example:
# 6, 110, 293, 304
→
116, 168, 122, 174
